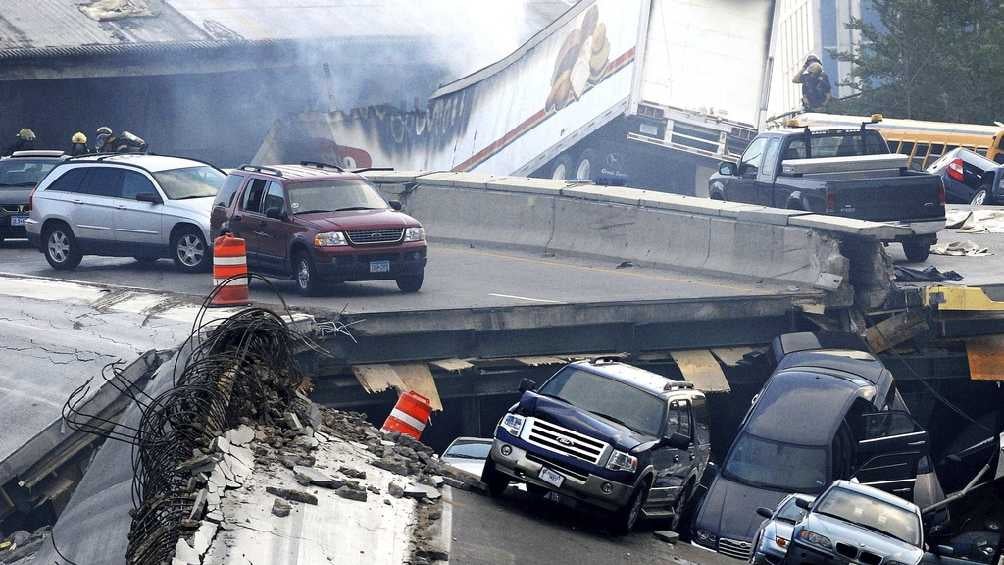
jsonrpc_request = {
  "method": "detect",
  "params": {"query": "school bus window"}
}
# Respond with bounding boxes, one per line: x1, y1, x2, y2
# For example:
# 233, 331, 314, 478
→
998, 135, 1004, 150
900, 142, 915, 155
930, 144, 944, 156
914, 144, 928, 157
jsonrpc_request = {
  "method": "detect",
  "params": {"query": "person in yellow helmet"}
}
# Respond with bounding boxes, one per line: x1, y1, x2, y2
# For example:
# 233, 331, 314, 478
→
70, 131, 90, 156
5, 128, 37, 156
792, 54, 832, 111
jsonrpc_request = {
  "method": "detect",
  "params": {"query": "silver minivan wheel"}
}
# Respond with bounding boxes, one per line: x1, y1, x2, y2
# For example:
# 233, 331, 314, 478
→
971, 189, 987, 207
48, 231, 71, 263
172, 228, 209, 273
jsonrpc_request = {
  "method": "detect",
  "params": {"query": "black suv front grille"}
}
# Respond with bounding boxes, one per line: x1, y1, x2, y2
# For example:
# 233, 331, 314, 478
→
346, 228, 404, 245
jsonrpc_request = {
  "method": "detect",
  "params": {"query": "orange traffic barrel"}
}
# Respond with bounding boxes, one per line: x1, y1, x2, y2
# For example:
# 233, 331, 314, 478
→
210, 233, 251, 307
382, 390, 433, 439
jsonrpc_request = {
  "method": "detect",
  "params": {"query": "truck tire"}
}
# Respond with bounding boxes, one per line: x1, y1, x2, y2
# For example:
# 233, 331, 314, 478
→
902, 238, 932, 263
43, 223, 82, 271
611, 479, 650, 535
550, 153, 575, 180
670, 481, 694, 535
574, 149, 598, 181
481, 457, 509, 497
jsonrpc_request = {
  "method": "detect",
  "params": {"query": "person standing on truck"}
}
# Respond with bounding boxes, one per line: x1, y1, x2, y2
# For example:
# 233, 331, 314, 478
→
792, 54, 832, 111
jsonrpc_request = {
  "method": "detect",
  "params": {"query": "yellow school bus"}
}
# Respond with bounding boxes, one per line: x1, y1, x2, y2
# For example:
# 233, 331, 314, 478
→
781, 113, 1004, 169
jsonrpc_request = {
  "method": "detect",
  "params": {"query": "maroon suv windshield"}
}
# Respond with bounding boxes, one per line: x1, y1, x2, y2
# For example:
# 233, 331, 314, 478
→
288, 180, 388, 215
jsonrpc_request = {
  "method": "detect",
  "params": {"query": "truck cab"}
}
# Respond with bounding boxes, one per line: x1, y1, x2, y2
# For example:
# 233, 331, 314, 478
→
482, 357, 711, 534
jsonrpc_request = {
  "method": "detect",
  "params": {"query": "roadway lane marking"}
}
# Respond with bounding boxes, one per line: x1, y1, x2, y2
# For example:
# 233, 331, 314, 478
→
488, 293, 564, 304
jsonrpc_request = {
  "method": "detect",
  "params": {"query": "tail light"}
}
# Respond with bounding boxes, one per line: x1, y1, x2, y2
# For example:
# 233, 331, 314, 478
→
27, 186, 37, 211
825, 191, 836, 213
947, 158, 965, 182
938, 179, 946, 205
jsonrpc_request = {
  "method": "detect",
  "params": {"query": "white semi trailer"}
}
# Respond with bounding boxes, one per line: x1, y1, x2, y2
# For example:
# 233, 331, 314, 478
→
255, 0, 779, 196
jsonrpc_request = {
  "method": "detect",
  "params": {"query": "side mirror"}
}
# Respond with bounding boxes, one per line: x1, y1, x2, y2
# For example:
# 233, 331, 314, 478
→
795, 497, 812, 511
934, 545, 955, 557
662, 431, 691, 450
518, 378, 536, 393
388, 200, 403, 211
265, 207, 283, 220
756, 507, 774, 519
135, 192, 162, 204
719, 162, 737, 176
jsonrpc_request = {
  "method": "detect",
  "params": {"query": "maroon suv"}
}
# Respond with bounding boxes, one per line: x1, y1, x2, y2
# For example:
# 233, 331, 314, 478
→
210, 162, 427, 295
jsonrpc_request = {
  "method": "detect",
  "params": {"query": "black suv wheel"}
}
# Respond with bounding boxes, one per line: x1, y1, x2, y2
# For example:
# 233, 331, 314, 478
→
481, 457, 509, 497
43, 223, 82, 270
611, 479, 650, 535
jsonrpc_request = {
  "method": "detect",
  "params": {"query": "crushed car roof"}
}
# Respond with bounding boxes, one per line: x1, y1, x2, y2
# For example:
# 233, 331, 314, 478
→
747, 369, 868, 445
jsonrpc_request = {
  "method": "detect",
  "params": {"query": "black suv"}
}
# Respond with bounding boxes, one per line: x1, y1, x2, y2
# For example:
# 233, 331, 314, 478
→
483, 357, 712, 534
0, 150, 66, 243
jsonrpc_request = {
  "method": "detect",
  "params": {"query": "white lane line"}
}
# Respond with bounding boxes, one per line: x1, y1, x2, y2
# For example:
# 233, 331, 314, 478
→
488, 293, 563, 304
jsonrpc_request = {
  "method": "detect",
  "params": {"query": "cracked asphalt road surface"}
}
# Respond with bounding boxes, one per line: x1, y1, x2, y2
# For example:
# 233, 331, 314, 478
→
0, 290, 191, 459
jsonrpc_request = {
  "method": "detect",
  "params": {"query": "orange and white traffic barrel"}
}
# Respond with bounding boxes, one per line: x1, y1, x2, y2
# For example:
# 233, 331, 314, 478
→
382, 390, 433, 440
210, 233, 251, 307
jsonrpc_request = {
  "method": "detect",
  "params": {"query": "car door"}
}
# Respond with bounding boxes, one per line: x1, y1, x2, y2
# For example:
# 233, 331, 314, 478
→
68, 167, 122, 252
852, 411, 929, 499
230, 178, 268, 268
255, 180, 294, 272
728, 137, 768, 204
690, 395, 713, 477
647, 398, 696, 510
113, 169, 164, 252
755, 137, 783, 206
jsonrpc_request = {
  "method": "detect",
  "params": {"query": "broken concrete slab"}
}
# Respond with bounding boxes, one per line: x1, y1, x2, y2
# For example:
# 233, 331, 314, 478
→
293, 466, 343, 489
225, 425, 255, 447
336, 485, 368, 502
403, 483, 441, 501
339, 466, 367, 480
271, 498, 291, 518
265, 486, 318, 505
191, 521, 218, 556
654, 530, 680, 544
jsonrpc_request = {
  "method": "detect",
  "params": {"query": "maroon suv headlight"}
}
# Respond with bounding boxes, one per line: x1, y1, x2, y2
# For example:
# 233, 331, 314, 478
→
315, 231, 347, 247
404, 227, 426, 242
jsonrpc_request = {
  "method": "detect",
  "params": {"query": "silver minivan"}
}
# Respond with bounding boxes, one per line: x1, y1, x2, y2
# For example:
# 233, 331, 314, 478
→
25, 155, 224, 272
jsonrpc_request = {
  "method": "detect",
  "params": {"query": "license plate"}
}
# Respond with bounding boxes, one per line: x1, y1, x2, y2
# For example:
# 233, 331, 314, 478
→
538, 466, 564, 488
10, 215, 26, 227
369, 260, 391, 273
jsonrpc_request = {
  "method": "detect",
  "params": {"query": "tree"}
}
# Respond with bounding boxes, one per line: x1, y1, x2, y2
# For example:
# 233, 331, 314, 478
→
832, 0, 1004, 124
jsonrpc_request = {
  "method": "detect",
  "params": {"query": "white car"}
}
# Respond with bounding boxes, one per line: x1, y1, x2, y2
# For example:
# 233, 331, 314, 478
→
26, 154, 225, 272
441, 437, 492, 477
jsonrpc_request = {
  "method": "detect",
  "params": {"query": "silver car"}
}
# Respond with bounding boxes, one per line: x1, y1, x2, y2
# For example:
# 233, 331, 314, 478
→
750, 494, 813, 564
441, 437, 492, 477
784, 480, 929, 565
26, 155, 224, 272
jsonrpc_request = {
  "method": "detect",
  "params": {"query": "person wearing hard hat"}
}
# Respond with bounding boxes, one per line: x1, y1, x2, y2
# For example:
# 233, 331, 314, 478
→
792, 54, 832, 111
5, 128, 37, 155
95, 126, 116, 153
70, 131, 91, 156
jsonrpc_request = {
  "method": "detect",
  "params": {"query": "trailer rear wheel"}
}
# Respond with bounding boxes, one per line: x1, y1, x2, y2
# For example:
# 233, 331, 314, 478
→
550, 153, 574, 180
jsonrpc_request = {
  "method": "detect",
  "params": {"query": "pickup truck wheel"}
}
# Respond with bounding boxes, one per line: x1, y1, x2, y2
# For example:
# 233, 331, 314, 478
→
43, 223, 82, 270
172, 228, 210, 273
294, 252, 322, 296
902, 239, 932, 263
481, 457, 509, 497
611, 480, 649, 535
396, 273, 424, 293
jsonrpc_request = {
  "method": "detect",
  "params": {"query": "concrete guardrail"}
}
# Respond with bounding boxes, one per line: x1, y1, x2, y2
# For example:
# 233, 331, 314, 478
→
362, 171, 903, 308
